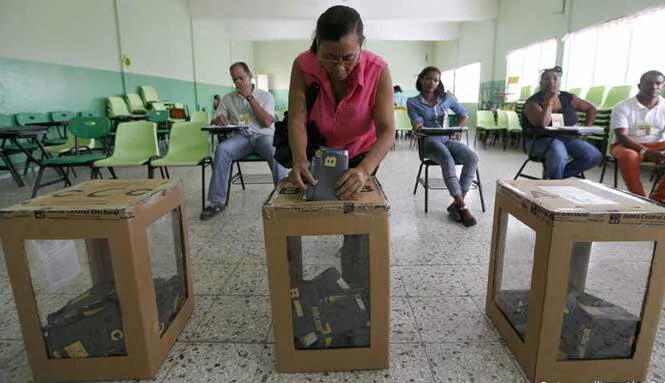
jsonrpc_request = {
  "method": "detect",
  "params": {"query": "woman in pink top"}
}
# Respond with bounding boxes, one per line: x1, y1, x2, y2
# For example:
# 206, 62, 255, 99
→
287, 5, 395, 200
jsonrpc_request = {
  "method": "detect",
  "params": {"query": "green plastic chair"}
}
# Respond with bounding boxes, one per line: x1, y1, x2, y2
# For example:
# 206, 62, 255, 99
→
44, 111, 77, 146
568, 88, 582, 97
0, 114, 26, 187
505, 110, 522, 150
139, 85, 160, 104
584, 86, 606, 107
519, 86, 532, 101
94, 120, 159, 178
151, 102, 168, 111
126, 93, 147, 114
601, 85, 633, 109
394, 108, 413, 140
80, 111, 102, 117
475, 110, 505, 148
107, 96, 132, 117
150, 121, 211, 210
16, 113, 49, 126
31, 117, 112, 197
5, 113, 43, 170
190, 110, 209, 123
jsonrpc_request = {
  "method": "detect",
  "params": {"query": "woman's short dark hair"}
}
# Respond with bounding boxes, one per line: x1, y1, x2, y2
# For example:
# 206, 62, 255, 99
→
393, 85, 402, 93
416, 66, 446, 98
310, 5, 365, 53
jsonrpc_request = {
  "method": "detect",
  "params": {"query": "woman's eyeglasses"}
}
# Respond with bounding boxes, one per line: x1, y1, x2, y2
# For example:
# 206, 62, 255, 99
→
319, 52, 360, 67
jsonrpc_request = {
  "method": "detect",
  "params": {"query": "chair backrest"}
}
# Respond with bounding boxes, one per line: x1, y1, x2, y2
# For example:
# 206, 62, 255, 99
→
50, 111, 76, 123
147, 110, 169, 123
476, 110, 496, 128
519, 86, 532, 101
0, 114, 15, 128
80, 111, 102, 117
112, 121, 159, 158
166, 121, 209, 158
16, 113, 49, 126
68, 116, 112, 139
568, 88, 582, 97
505, 110, 521, 130
584, 86, 606, 107
602, 85, 632, 109
394, 108, 412, 131
496, 110, 509, 129
190, 110, 209, 123
125, 93, 146, 114
107, 96, 131, 117
139, 86, 160, 104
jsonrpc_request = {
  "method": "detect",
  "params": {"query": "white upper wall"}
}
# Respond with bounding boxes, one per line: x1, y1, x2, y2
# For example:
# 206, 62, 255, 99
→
190, 0, 497, 21
193, 19, 460, 41
116, 0, 194, 81
0, 0, 120, 71
570, 0, 665, 31
252, 40, 437, 90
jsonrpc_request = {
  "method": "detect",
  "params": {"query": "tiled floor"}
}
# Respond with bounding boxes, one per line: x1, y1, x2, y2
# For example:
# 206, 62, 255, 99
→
0, 138, 664, 382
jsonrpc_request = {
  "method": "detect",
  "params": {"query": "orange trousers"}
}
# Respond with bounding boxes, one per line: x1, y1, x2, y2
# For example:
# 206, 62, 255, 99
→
611, 142, 665, 202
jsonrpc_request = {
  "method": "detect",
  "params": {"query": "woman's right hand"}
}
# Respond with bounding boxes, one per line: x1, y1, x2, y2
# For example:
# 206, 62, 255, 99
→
290, 159, 317, 190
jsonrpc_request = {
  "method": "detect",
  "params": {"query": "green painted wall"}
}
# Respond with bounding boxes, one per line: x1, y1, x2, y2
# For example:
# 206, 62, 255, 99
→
0, 57, 123, 115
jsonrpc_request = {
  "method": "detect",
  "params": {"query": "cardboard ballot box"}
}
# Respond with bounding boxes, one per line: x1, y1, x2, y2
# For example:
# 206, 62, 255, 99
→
0, 180, 194, 382
486, 178, 665, 383
263, 177, 390, 372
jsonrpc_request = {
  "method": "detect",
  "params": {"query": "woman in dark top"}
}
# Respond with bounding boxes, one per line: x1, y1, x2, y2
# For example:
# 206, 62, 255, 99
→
522, 67, 601, 179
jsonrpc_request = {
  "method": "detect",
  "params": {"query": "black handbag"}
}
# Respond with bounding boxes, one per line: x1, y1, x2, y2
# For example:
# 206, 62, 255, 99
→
273, 82, 325, 168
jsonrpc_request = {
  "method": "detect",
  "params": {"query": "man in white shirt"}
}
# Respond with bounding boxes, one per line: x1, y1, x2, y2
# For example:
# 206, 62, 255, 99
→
201, 62, 287, 220
611, 70, 665, 202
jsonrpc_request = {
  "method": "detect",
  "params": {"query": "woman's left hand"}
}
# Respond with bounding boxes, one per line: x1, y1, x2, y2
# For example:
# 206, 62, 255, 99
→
336, 167, 369, 200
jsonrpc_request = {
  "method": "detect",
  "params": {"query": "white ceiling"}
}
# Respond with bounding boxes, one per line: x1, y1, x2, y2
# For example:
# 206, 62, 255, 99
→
189, 0, 498, 41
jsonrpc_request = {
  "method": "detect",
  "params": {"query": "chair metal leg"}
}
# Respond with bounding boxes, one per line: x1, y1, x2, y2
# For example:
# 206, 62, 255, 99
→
31, 166, 46, 198
236, 162, 246, 190
424, 164, 429, 213
108, 167, 117, 179
514, 159, 530, 180
201, 163, 207, 212
476, 168, 486, 212
413, 162, 424, 195
1, 151, 24, 187
613, 161, 618, 188
148, 166, 154, 179
225, 163, 233, 206
649, 169, 663, 197
165, 167, 170, 179
599, 157, 608, 183
159, 167, 165, 179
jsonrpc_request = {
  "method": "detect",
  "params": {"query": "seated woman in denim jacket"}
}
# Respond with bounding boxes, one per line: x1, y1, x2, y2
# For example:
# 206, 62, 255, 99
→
522, 66, 600, 179
406, 66, 478, 227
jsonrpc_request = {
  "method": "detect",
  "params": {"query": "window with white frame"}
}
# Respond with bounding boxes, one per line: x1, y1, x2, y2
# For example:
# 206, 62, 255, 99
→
505, 39, 557, 101
454, 63, 481, 103
562, 6, 665, 91
438, 64, 481, 103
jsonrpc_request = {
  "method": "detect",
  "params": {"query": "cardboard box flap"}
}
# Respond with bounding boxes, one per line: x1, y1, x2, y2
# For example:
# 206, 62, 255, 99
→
498, 179, 665, 224
0, 179, 177, 219
263, 177, 389, 217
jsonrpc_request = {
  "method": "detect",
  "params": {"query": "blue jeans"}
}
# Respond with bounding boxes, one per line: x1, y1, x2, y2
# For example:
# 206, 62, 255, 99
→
208, 132, 287, 203
526, 137, 602, 179
424, 136, 478, 197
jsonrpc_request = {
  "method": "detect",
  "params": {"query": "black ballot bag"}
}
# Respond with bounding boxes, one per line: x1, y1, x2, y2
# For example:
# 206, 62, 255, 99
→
44, 276, 186, 359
